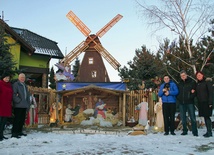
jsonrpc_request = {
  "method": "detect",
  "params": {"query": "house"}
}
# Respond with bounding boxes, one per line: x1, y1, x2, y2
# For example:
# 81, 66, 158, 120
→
0, 19, 64, 88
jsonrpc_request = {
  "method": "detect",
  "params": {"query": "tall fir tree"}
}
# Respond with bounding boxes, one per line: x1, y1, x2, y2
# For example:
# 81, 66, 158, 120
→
158, 19, 214, 82
157, 37, 196, 82
49, 66, 56, 89
72, 58, 80, 81
195, 19, 214, 79
0, 24, 17, 79
119, 46, 164, 90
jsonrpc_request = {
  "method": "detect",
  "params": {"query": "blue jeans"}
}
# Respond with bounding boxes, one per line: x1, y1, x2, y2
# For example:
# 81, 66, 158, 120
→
179, 104, 198, 135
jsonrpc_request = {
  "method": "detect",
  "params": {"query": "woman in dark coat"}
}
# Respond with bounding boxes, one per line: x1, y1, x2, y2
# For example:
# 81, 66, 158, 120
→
195, 71, 213, 137
0, 74, 13, 141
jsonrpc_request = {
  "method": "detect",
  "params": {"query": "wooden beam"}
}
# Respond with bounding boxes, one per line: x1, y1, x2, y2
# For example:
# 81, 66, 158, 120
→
122, 92, 126, 127
60, 95, 64, 122
62, 88, 120, 96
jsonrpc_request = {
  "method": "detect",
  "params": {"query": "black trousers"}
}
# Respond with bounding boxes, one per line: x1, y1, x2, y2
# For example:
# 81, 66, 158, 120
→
0, 117, 7, 138
162, 103, 176, 133
12, 108, 27, 135
204, 116, 212, 135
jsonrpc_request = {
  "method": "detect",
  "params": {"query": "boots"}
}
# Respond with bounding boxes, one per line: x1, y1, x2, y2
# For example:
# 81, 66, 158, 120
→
0, 132, 3, 141
0, 117, 10, 140
0, 117, 4, 141
204, 117, 213, 138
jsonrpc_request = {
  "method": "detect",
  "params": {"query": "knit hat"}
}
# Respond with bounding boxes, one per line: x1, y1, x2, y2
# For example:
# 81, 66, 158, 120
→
1, 72, 11, 80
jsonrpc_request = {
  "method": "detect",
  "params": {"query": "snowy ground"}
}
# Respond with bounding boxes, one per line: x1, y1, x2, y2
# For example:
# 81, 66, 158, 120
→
0, 126, 213, 155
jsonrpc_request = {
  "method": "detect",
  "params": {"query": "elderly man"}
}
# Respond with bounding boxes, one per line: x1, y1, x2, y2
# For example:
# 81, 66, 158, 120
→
12, 73, 30, 138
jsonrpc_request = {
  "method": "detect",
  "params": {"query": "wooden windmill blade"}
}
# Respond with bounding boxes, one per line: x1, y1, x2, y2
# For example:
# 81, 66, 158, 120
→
94, 44, 121, 70
96, 14, 123, 38
60, 41, 89, 65
66, 10, 91, 37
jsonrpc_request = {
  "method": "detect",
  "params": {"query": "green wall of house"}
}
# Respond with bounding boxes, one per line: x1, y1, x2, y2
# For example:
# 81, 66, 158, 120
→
7, 37, 49, 69
20, 52, 49, 68
7, 37, 20, 69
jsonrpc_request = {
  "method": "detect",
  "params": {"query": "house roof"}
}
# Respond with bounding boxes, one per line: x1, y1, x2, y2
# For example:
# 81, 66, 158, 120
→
0, 19, 35, 54
11, 27, 64, 59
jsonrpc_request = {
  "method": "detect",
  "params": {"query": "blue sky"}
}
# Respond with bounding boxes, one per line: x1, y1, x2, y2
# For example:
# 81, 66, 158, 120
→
0, 0, 173, 81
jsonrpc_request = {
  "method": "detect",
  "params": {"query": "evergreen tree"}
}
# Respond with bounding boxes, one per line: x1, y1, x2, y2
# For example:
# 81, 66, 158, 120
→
0, 24, 17, 78
158, 20, 214, 82
136, 0, 214, 74
157, 37, 196, 82
119, 46, 164, 90
194, 19, 214, 79
49, 66, 56, 89
72, 58, 80, 81
118, 20, 214, 87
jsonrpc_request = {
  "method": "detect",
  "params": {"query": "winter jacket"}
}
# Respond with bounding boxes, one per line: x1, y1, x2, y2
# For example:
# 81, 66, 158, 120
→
195, 78, 213, 117
12, 81, 30, 109
158, 80, 179, 103
0, 80, 13, 117
177, 77, 196, 104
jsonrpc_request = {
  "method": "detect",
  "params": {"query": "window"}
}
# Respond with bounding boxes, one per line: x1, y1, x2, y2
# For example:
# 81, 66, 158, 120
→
91, 71, 97, 78
89, 58, 93, 64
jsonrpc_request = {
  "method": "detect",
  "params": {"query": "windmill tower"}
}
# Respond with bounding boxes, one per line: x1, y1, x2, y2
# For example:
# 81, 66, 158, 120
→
60, 10, 122, 82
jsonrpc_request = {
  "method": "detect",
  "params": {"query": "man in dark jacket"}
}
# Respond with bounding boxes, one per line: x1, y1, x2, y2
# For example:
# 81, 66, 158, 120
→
158, 75, 179, 135
177, 70, 198, 136
11, 73, 30, 138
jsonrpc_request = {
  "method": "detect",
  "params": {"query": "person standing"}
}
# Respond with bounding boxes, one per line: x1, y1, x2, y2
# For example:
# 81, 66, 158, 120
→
12, 73, 30, 138
64, 104, 73, 122
94, 99, 106, 118
136, 98, 148, 126
0, 73, 13, 141
154, 98, 164, 132
195, 71, 213, 137
25, 92, 38, 126
158, 75, 179, 135
177, 70, 198, 136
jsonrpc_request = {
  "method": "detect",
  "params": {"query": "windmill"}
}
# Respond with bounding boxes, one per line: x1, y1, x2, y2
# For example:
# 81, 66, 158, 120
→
60, 10, 123, 82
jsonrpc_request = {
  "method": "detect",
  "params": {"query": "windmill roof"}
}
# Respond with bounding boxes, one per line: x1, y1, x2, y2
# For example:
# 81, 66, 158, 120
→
11, 27, 64, 59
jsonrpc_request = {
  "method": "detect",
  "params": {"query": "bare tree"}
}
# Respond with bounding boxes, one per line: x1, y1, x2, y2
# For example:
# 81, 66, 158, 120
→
135, 0, 214, 74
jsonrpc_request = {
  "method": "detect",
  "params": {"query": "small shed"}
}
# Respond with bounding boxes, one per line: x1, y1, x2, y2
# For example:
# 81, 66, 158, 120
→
56, 82, 128, 126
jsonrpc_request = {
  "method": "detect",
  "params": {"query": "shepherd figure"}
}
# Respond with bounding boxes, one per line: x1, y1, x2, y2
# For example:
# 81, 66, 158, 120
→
136, 98, 148, 126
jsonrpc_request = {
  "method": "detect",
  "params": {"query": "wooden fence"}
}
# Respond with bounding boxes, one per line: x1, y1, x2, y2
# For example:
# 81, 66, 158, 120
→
28, 86, 159, 126
126, 89, 159, 126
28, 86, 56, 125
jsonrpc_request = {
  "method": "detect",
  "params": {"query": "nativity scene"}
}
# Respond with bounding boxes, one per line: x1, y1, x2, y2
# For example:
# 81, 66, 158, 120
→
51, 10, 127, 127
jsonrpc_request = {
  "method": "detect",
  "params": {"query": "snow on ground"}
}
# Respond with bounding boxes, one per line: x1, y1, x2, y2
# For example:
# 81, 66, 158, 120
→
0, 126, 214, 155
